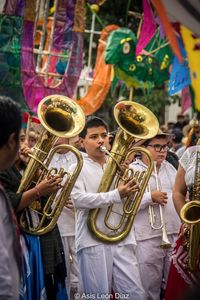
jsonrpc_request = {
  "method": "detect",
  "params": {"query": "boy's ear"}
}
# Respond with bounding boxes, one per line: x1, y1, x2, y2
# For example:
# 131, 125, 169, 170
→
7, 132, 18, 151
79, 137, 84, 148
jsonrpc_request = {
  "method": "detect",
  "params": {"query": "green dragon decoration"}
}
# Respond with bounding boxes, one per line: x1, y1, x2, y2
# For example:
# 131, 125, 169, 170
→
104, 27, 173, 90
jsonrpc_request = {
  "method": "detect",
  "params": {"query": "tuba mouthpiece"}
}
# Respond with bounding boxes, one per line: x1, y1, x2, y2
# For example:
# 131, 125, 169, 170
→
100, 145, 107, 152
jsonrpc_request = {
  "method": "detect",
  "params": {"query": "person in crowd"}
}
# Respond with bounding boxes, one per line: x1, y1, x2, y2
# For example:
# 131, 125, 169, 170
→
27, 129, 38, 148
0, 129, 62, 212
69, 116, 146, 299
183, 119, 200, 147
174, 113, 188, 131
170, 128, 183, 152
165, 143, 200, 300
108, 130, 117, 150
48, 135, 83, 299
0, 129, 67, 300
0, 96, 22, 300
167, 122, 175, 133
176, 119, 200, 159
160, 124, 168, 133
183, 113, 190, 126
130, 131, 181, 300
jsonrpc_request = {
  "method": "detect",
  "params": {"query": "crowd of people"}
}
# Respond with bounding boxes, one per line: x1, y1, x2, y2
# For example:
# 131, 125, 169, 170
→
0, 95, 199, 300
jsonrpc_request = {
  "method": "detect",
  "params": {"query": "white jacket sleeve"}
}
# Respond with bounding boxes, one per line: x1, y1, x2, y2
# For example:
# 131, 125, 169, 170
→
71, 175, 122, 210
138, 191, 153, 210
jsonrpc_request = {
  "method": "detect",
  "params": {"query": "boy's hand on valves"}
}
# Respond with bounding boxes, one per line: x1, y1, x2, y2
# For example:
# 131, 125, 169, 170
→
36, 175, 62, 196
118, 178, 139, 198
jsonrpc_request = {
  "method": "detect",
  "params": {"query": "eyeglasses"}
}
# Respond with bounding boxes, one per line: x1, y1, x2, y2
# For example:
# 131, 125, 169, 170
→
148, 144, 169, 152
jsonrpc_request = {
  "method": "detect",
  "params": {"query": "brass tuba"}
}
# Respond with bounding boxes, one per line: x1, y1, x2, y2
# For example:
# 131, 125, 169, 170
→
18, 95, 85, 235
87, 100, 159, 243
180, 150, 200, 271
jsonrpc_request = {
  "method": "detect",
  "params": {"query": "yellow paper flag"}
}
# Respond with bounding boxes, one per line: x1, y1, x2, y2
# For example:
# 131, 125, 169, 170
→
181, 26, 200, 111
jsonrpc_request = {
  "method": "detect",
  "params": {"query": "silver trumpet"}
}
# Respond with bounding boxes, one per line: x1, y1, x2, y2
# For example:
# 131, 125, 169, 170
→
148, 163, 171, 249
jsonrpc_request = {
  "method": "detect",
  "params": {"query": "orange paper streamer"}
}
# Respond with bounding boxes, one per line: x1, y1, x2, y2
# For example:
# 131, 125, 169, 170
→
77, 24, 119, 115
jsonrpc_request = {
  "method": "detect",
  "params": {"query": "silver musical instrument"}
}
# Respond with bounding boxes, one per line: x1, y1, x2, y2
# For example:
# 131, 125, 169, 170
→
148, 162, 171, 249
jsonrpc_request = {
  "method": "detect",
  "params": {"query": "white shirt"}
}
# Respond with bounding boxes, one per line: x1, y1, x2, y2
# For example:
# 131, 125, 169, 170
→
130, 159, 181, 241
69, 155, 137, 252
176, 145, 186, 159
179, 145, 200, 187
49, 151, 78, 236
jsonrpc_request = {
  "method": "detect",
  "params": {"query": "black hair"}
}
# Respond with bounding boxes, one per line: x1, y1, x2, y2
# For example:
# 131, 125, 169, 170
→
79, 116, 109, 138
143, 135, 168, 147
0, 96, 22, 148
172, 128, 183, 143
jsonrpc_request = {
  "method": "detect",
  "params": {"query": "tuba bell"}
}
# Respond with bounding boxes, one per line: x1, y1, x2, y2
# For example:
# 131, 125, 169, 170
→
87, 100, 159, 243
18, 95, 85, 235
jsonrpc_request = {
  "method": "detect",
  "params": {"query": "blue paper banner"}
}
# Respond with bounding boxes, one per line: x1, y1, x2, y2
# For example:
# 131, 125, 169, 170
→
168, 39, 191, 95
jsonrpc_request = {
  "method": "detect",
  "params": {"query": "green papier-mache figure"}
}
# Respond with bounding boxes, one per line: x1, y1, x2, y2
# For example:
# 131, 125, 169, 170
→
105, 27, 173, 90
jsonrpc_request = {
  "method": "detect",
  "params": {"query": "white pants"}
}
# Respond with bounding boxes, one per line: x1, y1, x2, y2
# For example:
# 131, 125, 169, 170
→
77, 244, 146, 300
61, 236, 83, 299
135, 235, 177, 300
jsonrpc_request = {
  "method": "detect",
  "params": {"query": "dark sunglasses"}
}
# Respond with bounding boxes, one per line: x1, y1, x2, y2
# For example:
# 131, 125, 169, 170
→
148, 144, 169, 152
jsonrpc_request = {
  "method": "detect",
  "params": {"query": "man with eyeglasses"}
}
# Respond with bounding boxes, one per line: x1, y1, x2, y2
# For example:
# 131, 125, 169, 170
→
130, 131, 181, 300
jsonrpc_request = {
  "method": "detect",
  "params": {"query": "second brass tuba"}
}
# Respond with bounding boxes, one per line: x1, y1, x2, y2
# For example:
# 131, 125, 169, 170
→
18, 95, 85, 235
87, 100, 159, 243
